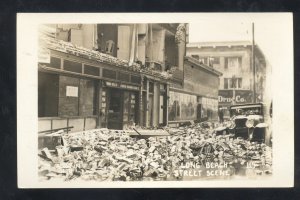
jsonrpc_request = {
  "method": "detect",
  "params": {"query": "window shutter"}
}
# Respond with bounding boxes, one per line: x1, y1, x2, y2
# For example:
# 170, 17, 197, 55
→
117, 26, 131, 61
225, 58, 228, 69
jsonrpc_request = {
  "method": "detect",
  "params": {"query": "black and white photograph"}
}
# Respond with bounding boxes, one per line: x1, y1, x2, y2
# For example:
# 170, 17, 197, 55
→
17, 13, 293, 188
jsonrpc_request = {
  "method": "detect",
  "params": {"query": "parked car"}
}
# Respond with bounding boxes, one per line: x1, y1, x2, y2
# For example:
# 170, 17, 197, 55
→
216, 103, 272, 146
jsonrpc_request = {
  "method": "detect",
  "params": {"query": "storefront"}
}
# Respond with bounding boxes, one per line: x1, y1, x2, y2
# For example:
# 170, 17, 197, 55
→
168, 90, 218, 123
140, 76, 168, 128
168, 91, 197, 121
101, 81, 139, 130
38, 46, 169, 132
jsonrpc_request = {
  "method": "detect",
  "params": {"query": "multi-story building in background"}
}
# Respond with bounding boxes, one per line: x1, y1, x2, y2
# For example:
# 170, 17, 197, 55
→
187, 41, 267, 118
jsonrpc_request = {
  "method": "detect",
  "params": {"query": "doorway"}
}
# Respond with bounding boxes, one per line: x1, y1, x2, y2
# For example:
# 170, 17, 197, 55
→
107, 88, 139, 130
107, 89, 123, 129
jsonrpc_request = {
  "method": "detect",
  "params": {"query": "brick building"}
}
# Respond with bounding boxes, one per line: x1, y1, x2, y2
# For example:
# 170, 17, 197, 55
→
38, 23, 187, 132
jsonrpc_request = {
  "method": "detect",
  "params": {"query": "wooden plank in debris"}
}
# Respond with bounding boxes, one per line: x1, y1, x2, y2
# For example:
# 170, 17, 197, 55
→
133, 129, 169, 136
123, 130, 139, 136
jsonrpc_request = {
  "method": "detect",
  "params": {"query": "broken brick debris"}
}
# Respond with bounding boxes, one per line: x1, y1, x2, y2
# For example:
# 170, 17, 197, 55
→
38, 124, 272, 181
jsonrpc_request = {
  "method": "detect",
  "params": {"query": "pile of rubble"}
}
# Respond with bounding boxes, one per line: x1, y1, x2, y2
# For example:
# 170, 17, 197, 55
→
38, 123, 272, 181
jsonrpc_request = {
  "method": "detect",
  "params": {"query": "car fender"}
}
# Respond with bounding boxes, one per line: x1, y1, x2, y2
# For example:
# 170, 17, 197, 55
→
255, 122, 268, 128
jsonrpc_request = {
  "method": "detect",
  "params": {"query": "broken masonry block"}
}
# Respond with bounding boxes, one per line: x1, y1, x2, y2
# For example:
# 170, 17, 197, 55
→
70, 146, 84, 152
41, 147, 52, 159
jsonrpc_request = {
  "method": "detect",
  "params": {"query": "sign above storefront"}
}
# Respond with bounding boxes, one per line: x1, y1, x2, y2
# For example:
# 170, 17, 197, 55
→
104, 81, 139, 91
218, 90, 253, 105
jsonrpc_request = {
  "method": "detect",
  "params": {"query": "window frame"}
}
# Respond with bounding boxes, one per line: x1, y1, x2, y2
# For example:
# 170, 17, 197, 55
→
224, 56, 242, 70
224, 77, 243, 89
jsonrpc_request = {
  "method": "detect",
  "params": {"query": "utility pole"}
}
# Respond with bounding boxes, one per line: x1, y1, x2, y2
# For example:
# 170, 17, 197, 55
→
232, 75, 236, 105
252, 22, 256, 103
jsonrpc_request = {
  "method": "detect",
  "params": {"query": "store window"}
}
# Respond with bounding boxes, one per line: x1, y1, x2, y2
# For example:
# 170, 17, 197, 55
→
202, 97, 218, 120
84, 64, 99, 76
63, 60, 82, 73
131, 75, 141, 84
103, 69, 117, 79
39, 73, 97, 117
168, 91, 197, 121
43, 56, 61, 69
38, 72, 59, 117
118, 72, 130, 82
149, 82, 154, 93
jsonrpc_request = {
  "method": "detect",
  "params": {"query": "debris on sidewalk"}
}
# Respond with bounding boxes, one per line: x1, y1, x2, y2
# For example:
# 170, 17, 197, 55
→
38, 123, 272, 181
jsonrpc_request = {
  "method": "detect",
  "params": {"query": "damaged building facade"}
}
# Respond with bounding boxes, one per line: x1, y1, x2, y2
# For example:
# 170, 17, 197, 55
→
187, 41, 267, 118
38, 23, 189, 132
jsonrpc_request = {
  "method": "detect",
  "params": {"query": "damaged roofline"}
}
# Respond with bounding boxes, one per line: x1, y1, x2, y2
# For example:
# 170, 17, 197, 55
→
184, 56, 223, 77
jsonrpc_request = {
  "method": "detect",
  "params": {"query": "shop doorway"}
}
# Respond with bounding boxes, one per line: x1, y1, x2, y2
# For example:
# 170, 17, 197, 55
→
107, 89, 123, 129
107, 89, 139, 130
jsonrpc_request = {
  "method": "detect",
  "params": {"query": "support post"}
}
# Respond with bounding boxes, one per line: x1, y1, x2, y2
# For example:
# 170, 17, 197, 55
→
252, 22, 256, 103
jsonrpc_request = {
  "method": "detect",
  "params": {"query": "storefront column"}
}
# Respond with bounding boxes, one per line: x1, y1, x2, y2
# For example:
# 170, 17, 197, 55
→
145, 79, 149, 127
95, 81, 101, 128
165, 84, 169, 126
153, 82, 159, 127
96, 80, 102, 128
138, 76, 144, 126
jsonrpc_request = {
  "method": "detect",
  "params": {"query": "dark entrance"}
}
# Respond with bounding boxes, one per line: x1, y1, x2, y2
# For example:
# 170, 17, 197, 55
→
107, 88, 139, 130
107, 89, 123, 129
38, 72, 59, 117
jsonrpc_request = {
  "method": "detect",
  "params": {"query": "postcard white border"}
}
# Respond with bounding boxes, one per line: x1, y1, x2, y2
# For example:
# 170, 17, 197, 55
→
17, 13, 294, 188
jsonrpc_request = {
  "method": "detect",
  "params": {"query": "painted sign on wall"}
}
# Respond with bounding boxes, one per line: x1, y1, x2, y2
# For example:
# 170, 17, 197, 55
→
218, 90, 253, 105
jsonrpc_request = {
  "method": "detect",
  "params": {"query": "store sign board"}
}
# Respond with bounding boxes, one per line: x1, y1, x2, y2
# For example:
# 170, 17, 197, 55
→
218, 90, 233, 104
104, 81, 139, 91
218, 90, 252, 104
236, 90, 253, 103
66, 86, 78, 97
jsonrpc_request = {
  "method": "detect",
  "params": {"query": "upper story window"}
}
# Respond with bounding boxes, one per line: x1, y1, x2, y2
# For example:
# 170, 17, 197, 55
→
191, 56, 220, 67
224, 77, 242, 89
212, 57, 220, 64
199, 57, 208, 65
224, 57, 242, 70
